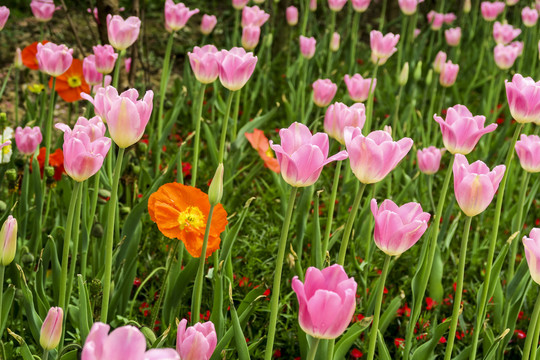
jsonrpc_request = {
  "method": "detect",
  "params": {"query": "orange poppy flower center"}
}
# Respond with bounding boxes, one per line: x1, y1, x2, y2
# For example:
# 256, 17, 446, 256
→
177, 206, 205, 230
68, 76, 82, 88
265, 148, 274, 158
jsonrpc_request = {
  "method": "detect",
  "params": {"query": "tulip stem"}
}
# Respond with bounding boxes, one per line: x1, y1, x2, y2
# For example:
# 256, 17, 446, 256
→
101, 147, 125, 323
218, 91, 235, 164
523, 287, 540, 360
191, 83, 207, 187
444, 215, 472, 360
404, 156, 454, 360
337, 182, 367, 265
366, 254, 391, 360
322, 157, 342, 266
307, 338, 321, 360
264, 186, 298, 360
508, 171, 530, 280
43, 77, 56, 173
468, 124, 523, 360
364, 64, 379, 133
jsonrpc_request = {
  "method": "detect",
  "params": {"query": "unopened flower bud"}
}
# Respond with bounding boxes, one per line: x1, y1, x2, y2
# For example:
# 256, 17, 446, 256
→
208, 163, 224, 206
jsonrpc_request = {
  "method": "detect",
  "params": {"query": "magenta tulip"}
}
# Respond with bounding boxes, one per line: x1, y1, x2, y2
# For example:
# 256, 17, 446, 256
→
30, 0, 57, 22
36, 42, 73, 77
215, 47, 258, 91
176, 319, 217, 360
0, 215, 17, 266
344, 128, 413, 184
523, 228, 540, 285
453, 154, 505, 217
83, 55, 103, 86
370, 30, 399, 65
433, 51, 447, 73
292, 265, 357, 339
505, 74, 540, 124
107, 14, 141, 51
351, 0, 371, 12
493, 21, 521, 44
445, 27, 461, 46
515, 134, 540, 173
286, 6, 298, 26
164, 0, 199, 32
40, 307, 63, 351
522, 7, 538, 27
481, 1, 505, 21
242, 25, 261, 50
188, 45, 219, 84
0, 6, 9, 30
417, 146, 443, 174
242, 6, 269, 27
324, 102, 366, 144
312, 79, 337, 107
494, 43, 520, 69
344, 74, 376, 102
269, 122, 348, 187
15, 126, 42, 156
370, 199, 430, 256
299, 36, 317, 59
200, 14, 217, 35
328, 0, 348, 11
439, 61, 459, 87
93, 45, 118, 75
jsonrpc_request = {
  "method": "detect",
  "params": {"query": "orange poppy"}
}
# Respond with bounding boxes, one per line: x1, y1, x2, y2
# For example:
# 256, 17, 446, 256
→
48, 58, 90, 102
21, 40, 49, 70
148, 183, 228, 258
31, 147, 65, 181
245, 129, 280, 173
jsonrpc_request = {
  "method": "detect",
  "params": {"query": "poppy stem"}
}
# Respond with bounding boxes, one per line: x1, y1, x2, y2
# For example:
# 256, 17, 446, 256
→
443, 215, 472, 360
191, 83, 207, 187
366, 254, 392, 360
307, 338, 321, 360
101, 147, 125, 323
191, 204, 215, 325
264, 186, 298, 360
523, 287, 540, 360
337, 182, 366, 265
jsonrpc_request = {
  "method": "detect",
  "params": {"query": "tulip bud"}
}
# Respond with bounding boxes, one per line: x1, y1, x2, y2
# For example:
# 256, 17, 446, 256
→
399, 62, 409, 85
414, 61, 422, 81
0, 215, 17, 266
40, 307, 63, 351
209, 163, 224, 206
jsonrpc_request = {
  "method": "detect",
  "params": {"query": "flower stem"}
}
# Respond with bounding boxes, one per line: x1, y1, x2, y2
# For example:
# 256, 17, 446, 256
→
508, 171, 530, 280
337, 182, 367, 265
307, 338, 321, 360
264, 186, 298, 360
468, 124, 523, 360
191, 83, 207, 187
366, 254, 391, 360
523, 287, 540, 360
444, 215, 472, 360
101, 147, 125, 323
191, 205, 215, 325
218, 91, 235, 164
364, 64, 379, 133
322, 157, 342, 265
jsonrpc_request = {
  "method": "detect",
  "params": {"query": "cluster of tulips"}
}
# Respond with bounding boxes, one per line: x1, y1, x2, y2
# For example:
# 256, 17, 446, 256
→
1, 0, 540, 359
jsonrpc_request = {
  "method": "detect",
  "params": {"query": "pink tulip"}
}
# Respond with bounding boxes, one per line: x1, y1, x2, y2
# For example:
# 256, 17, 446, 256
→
188, 45, 219, 84
398, 0, 424, 15
242, 6, 270, 27
505, 74, 540, 124
242, 25, 261, 50
443, 12, 457, 24
330, 32, 340, 52
494, 43, 520, 69
164, 0, 199, 32
445, 27, 461, 46
310, 0, 318, 11
417, 146, 443, 174
427, 11, 444, 30
299, 36, 317, 59
522, 6, 539, 26
481, 1, 505, 21
93, 45, 118, 75
328, 0, 348, 11
144, 349, 180, 360
15, 126, 42, 155
215, 47, 258, 91
292, 265, 357, 339
434, 105, 497, 154
523, 228, 540, 285
493, 21, 521, 44
14, 48, 23, 69
0, 215, 17, 266
344, 74, 376, 102
30, 0, 57, 22
439, 61, 459, 87
351, 0, 371, 12
286, 6, 298, 26
324, 102, 366, 144
40, 307, 63, 351
312, 79, 337, 107
344, 128, 413, 184
232, 0, 250, 10
269, 122, 348, 187
370, 199, 430, 256
433, 51, 447, 73
0, 6, 9, 30
200, 14, 217, 35
83, 55, 103, 86
36, 42, 73, 77
107, 14, 141, 51
82, 323, 146, 360
370, 30, 399, 65
176, 319, 217, 360
515, 134, 540, 172
453, 154, 505, 217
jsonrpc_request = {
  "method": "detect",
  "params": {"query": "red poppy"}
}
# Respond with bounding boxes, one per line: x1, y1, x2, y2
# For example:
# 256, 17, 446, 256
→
22, 40, 49, 70
31, 147, 64, 181
48, 58, 90, 102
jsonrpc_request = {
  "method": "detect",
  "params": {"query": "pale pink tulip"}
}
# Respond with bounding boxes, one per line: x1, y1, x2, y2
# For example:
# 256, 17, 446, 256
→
328, 0, 348, 11
40, 307, 63, 351
351, 0, 371, 12
292, 265, 357, 339
176, 319, 217, 360
242, 5, 269, 27
522, 6, 539, 27
286, 6, 298, 26
515, 134, 540, 172
370, 30, 399, 65
0, 6, 9, 30
434, 104, 497, 154
439, 61, 459, 87
215, 47, 258, 91
324, 102, 366, 144
36, 42, 73, 77
30, 0, 57, 22
15, 126, 42, 155
107, 14, 141, 51
417, 146, 443, 174
200, 14, 217, 35
242, 25, 261, 50
494, 43, 520, 69
433, 51, 447, 73
445, 27, 461, 46
299, 36, 317, 59
188, 45, 219, 84
505, 74, 540, 124
493, 21, 521, 44
523, 228, 540, 285
344, 74, 376, 102
164, 0, 199, 32
83, 55, 103, 86
0, 215, 16, 266
481, 1, 505, 21
312, 79, 337, 107
269, 122, 348, 187
93, 45, 118, 75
